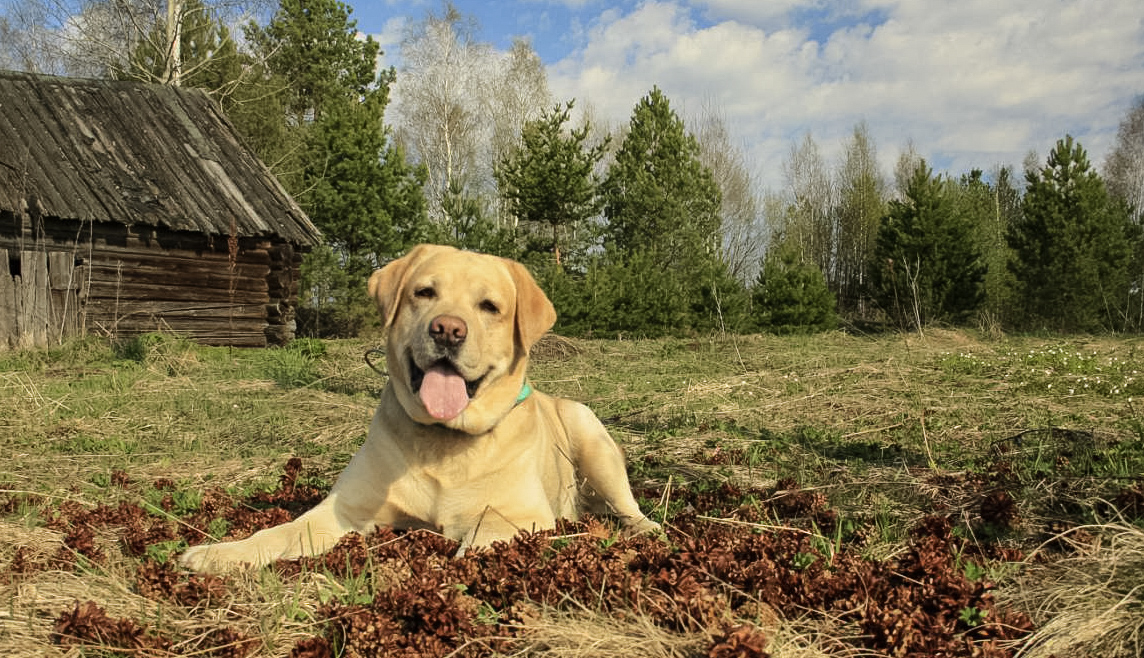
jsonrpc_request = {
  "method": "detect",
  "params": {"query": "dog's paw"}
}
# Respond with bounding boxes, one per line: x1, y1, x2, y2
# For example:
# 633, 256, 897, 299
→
179, 543, 251, 573
621, 515, 662, 538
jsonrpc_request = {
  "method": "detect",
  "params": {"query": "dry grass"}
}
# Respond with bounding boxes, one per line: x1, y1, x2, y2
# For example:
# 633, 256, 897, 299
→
494, 599, 880, 658
0, 520, 329, 657
1004, 522, 1144, 658
494, 600, 711, 657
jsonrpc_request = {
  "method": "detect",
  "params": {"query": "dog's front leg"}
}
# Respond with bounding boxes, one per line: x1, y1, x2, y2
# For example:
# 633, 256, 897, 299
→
181, 441, 400, 572
450, 501, 559, 555
558, 401, 661, 536
179, 493, 359, 572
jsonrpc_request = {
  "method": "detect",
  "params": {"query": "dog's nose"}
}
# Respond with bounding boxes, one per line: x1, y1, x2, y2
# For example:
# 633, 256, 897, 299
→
429, 314, 467, 348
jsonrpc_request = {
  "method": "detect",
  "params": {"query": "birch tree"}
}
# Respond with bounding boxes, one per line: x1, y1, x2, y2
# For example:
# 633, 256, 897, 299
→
893, 139, 923, 199
126, 0, 241, 90
834, 122, 886, 314
1105, 97, 1144, 225
392, 2, 493, 219
0, 0, 254, 82
783, 133, 836, 280
488, 38, 551, 181
692, 105, 765, 284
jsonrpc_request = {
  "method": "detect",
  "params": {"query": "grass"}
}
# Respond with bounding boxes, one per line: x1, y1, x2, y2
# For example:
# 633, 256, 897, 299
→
1002, 522, 1144, 658
2, 328, 1144, 656
0, 333, 375, 500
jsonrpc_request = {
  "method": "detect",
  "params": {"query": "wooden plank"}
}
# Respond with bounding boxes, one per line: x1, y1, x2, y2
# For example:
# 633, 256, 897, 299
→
84, 264, 270, 293
86, 312, 267, 335
85, 280, 269, 304
265, 323, 294, 346
108, 326, 268, 348
48, 252, 77, 289
84, 257, 269, 279
0, 82, 77, 220
83, 296, 268, 338
49, 84, 130, 223
19, 251, 50, 347
0, 249, 14, 348
2, 230, 283, 277
112, 316, 269, 332
266, 268, 294, 296
0, 216, 302, 349
51, 289, 79, 338
47, 251, 80, 341
90, 241, 274, 266
83, 299, 269, 318
86, 249, 269, 272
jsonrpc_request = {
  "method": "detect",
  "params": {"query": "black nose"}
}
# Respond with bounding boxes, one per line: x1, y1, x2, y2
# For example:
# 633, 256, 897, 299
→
429, 314, 467, 348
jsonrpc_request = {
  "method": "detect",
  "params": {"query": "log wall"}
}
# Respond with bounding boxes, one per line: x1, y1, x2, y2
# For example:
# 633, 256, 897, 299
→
0, 214, 304, 348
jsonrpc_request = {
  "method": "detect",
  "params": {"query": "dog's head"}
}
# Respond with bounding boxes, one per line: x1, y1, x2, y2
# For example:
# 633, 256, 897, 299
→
368, 244, 556, 434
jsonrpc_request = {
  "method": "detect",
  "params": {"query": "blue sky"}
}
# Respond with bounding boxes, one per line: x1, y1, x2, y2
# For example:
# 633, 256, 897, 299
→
353, 0, 1144, 191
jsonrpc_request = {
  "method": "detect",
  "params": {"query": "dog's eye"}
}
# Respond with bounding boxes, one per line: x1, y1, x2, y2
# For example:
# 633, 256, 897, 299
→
479, 300, 500, 314
414, 287, 436, 300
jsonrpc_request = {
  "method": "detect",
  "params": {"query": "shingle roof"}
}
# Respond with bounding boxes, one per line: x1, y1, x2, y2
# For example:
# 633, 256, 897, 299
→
0, 71, 321, 246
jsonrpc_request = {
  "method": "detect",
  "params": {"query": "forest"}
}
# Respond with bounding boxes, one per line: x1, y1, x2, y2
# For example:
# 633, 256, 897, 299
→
3, 0, 1144, 338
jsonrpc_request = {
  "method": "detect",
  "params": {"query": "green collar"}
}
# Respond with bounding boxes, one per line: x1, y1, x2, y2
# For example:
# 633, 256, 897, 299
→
515, 381, 533, 406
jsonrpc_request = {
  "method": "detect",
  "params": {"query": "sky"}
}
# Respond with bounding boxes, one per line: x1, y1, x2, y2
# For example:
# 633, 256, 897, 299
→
353, 0, 1144, 192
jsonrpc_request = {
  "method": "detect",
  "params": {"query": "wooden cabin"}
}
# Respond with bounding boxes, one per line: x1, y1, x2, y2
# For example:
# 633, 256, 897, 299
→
0, 71, 322, 348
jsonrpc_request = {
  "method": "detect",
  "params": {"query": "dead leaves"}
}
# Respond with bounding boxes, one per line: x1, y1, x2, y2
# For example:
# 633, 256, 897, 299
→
0, 460, 1065, 657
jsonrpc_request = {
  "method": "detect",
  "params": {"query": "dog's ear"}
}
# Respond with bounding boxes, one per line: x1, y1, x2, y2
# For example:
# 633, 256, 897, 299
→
368, 244, 443, 329
505, 259, 557, 352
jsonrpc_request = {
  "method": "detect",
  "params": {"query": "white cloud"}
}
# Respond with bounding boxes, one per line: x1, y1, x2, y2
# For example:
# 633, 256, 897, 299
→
366, 16, 408, 70
548, 0, 1144, 190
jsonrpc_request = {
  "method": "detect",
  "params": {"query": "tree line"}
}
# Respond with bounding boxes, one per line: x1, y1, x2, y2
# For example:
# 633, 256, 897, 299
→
3, 0, 1143, 337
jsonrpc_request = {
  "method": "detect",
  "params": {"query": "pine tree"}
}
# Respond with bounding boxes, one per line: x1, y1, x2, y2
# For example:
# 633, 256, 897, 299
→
246, 0, 429, 269
305, 93, 429, 274
953, 168, 1021, 330
603, 87, 721, 265
870, 161, 985, 329
753, 237, 838, 334
1009, 135, 1137, 332
247, 0, 429, 336
600, 87, 728, 333
429, 180, 518, 258
495, 100, 608, 267
246, 0, 378, 124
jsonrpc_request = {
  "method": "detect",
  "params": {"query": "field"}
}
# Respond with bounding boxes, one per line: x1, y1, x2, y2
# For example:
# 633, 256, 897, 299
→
1, 329, 1142, 657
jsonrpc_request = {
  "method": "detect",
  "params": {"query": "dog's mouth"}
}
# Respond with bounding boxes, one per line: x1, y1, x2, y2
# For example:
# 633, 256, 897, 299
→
409, 357, 484, 421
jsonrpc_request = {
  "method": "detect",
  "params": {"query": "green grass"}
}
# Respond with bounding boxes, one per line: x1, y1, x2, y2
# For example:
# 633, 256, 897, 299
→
4, 329, 1142, 532
0, 332, 376, 504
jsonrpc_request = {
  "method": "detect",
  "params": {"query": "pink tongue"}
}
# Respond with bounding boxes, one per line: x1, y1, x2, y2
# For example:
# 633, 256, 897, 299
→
419, 365, 470, 420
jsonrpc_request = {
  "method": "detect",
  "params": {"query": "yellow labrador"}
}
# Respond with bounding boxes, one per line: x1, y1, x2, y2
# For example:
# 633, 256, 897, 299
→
181, 244, 658, 571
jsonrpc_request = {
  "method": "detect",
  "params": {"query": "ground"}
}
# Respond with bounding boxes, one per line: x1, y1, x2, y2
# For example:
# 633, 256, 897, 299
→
1, 329, 1142, 657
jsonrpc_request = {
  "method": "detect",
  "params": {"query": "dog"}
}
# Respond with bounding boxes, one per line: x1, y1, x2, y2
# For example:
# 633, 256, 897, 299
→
181, 244, 659, 571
